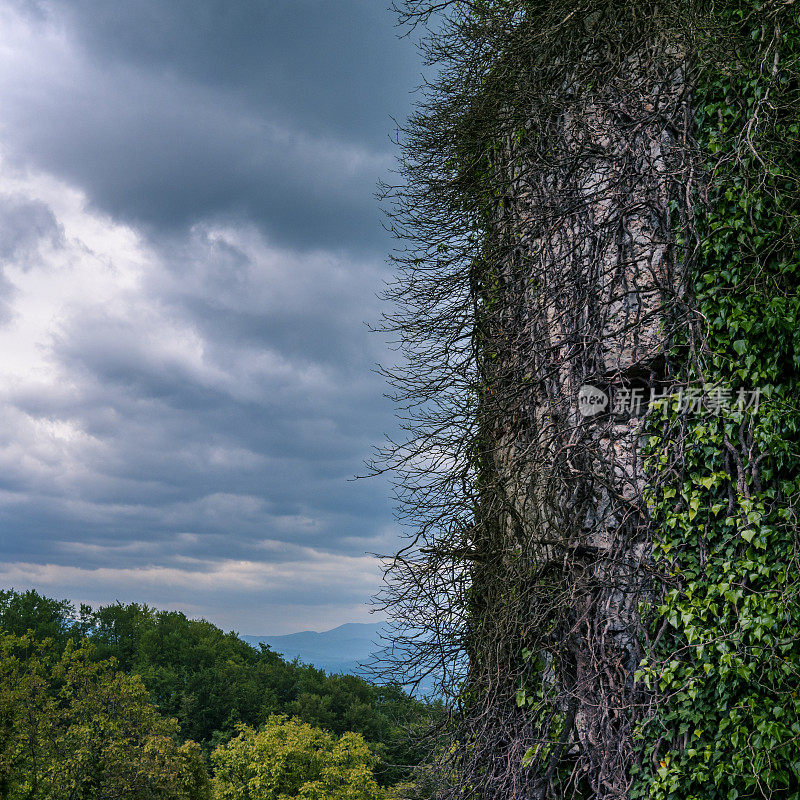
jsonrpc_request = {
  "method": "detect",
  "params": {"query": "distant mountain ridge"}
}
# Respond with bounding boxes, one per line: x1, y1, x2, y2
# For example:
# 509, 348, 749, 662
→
242, 621, 388, 680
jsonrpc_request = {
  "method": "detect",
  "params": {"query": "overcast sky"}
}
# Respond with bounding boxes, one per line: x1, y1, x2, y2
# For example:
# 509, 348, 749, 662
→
0, 0, 422, 633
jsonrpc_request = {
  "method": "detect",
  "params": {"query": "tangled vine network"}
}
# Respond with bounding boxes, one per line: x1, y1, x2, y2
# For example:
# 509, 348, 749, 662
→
371, 2, 800, 799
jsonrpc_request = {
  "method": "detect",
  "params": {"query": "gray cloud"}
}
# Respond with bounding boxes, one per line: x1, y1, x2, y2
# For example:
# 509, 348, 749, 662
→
0, 194, 63, 262
0, 0, 415, 632
64, 0, 417, 141
0, 183, 399, 632
0, 194, 64, 321
0, 0, 418, 252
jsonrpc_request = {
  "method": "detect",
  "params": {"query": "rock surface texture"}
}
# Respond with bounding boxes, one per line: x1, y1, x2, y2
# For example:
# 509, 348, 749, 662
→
468, 39, 690, 798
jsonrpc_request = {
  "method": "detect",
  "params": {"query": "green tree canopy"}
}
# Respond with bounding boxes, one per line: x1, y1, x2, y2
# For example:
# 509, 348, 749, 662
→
211, 716, 385, 800
0, 589, 89, 645
0, 632, 209, 800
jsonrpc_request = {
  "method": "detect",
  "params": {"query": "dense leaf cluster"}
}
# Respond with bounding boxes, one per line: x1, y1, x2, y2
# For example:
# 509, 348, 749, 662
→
637, 2, 800, 797
1, 633, 210, 800
212, 716, 384, 800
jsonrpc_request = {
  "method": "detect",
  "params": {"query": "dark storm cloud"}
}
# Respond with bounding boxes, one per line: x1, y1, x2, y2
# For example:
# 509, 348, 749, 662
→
0, 0, 417, 632
64, 0, 417, 144
4, 223, 393, 551
0, 0, 419, 252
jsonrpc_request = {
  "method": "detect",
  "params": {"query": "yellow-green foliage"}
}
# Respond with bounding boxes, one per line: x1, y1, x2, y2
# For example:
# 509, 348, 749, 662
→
0, 632, 210, 800
211, 715, 386, 800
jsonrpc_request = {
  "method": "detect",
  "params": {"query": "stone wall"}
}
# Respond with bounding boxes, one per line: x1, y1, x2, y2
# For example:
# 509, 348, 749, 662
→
471, 40, 690, 797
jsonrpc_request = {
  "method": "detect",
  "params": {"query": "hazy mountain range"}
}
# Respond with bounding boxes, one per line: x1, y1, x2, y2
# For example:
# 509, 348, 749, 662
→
242, 621, 388, 680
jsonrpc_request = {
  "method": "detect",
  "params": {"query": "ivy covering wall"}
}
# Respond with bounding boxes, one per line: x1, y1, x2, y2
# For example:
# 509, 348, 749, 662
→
637, 2, 800, 798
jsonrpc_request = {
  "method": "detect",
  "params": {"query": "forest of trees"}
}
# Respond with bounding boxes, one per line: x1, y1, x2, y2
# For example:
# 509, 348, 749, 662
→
0, 589, 438, 800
